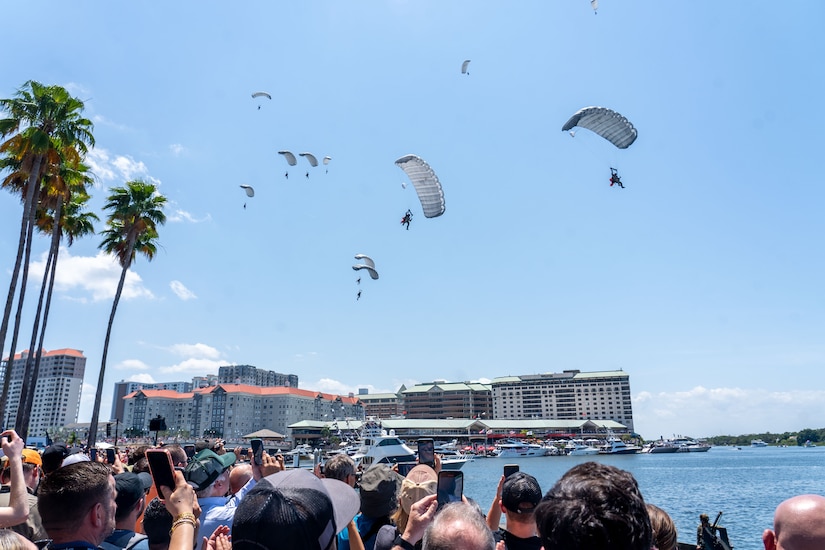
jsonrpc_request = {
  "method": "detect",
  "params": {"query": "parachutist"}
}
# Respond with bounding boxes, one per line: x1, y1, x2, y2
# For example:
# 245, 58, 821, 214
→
356, 277, 361, 285
257, 105, 261, 110
243, 203, 246, 209
284, 172, 288, 179
305, 172, 309, 179
357, 290, 362, 301
401, 209, 413, 230
609, 167, 624, 189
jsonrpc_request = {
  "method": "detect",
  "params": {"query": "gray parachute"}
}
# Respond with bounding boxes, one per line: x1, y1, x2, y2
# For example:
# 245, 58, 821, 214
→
279, 151, 297, 166
561, 107, 637, 149
352, 254, 379, 280
395, 154, 446, 218
299, 152, 319, 167
239, 185, 254, 197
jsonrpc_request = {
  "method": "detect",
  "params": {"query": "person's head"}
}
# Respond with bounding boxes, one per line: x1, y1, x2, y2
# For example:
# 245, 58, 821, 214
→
762, 494, 825, 550
114, 471, 153, 523
1, 448, 42, 490
183, 449, 237, 498
501, 472, 542, 525
0, 529, 37, 550
422, 501, 495, 550
229, 463, 253, 496
535, 462, 652, 550
322, 454, 356, 487
38, 461, 117, 546
232, 468, 359, 550
700, 513, 710, 525
394, 464, 437, 533
128, 445, 150, 466
41, 443, 82, 476
142, 497, 173, 550
161, 444, 188, 467
359, 465, 401, 519
646, 504, 677, 550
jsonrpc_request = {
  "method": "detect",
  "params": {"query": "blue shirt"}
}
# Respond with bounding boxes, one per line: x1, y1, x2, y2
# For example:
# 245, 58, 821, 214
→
197, 478, 256, 542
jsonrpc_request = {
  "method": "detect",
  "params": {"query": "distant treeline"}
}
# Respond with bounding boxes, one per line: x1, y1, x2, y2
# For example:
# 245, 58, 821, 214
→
702, 428, 825, 447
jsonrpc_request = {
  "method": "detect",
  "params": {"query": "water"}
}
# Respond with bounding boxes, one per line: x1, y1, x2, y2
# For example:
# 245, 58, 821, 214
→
460, 446, 825, 550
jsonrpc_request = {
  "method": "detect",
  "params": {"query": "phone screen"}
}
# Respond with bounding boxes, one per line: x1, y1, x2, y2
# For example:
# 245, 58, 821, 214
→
397, 462, 416, 477
146, 449, 176, 493
437, 471, 463, 508
183, 444, 195, 458
251, 439, 263, 466
418, 439, 435, 467
89, 448, 98, 462
106, 448, 116, 463
504, 464, 519, 478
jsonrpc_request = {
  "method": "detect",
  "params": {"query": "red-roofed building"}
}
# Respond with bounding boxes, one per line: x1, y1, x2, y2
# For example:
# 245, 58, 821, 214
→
1, 348, 86, 437
123, 384, 363, 441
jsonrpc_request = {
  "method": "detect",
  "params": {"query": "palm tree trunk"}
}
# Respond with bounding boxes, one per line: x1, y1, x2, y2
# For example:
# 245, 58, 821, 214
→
88, 239, 134, 448
0, 157, 42, 424
17, 197, 62, 437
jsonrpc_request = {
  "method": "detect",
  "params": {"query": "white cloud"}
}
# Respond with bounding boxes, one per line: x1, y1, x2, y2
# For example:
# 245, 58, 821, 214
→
165, 343, 222, 360
159, 357, 225, 375
170, 280, 197, 300
127, 373, 157, 384
85, 148, 159, 186
167, 209, 211, 224
169, 144, 186, 156
30, 248, 155, 303
115, 359, 152, 371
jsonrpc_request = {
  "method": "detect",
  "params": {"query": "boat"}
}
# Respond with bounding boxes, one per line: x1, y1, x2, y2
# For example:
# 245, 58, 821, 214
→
493, 440, 548, 458
350, 422, 417, 468
804, 440, 816, 448
672, 437, 712, 452
751, 439, 768, 447
599, 436, 641, 455
643, 441, 680, 454
431, 447, 474, 470
566, 439, 600, 456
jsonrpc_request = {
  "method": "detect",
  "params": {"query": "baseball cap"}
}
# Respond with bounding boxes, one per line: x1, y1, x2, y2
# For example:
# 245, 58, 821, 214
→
2, 449, 42, 471
399, 464, 437, 514
42, 443, 72, 473
359, 465, 401, 518
232, 469, 359, 550
183, 449, 236, 490
502, 472, 542, 514
115, 471, 153, 511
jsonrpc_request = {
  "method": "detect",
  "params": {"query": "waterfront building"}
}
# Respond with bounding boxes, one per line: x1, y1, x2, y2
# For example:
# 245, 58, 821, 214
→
358, 390, 403, 419
401, 381, 493, 420
0, 348, 86, 438
111, 380, 193, 423
217, 365, 298, 388
122, 384, 362, 441
491, 369, 635, 432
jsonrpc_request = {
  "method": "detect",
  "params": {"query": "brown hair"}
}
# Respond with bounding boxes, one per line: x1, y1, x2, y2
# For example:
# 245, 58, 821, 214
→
647, 504, 678, 550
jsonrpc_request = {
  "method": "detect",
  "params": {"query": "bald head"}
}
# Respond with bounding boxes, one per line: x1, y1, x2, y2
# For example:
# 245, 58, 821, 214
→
229, 464, 253, 495
763, 494, 825, 550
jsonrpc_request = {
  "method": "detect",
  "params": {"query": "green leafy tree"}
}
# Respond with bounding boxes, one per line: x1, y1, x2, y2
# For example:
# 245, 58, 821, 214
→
87, 180, 166, 447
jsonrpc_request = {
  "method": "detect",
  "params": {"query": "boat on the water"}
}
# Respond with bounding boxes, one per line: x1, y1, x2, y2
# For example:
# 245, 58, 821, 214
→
642, 441, 680, 454
677, 511, 732, 550
493, 440, 548, 458
566, 439, 600, 456
599, 436, 641, 455
751, 439, 768, 447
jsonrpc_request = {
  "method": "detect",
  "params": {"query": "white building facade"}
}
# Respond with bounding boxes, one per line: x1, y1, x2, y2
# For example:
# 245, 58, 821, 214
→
491, 370, 634, 432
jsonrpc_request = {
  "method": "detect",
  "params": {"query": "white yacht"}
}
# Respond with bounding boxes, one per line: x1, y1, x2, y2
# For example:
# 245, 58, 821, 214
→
751, 439, 768, 447
565, 439, 600, 456
599, 435, 641, 455
493, 440, 548, 458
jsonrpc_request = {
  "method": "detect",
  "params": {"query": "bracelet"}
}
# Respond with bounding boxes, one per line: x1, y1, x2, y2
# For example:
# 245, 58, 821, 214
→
173, 512, 197, 523
394, 535, 415, 550
169, 517, 197, 536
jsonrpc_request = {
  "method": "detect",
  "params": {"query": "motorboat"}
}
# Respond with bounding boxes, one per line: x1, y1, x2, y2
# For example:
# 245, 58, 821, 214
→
493, 440, 548, 458
751, 439, 768, 447
599, 436, 641, 455
804, 440, 816, 448
350, 422, 416, 468
431, 448, 474, 470
641, 440, 680, 454
672, 437, 711, 452
566, 439, 600, 456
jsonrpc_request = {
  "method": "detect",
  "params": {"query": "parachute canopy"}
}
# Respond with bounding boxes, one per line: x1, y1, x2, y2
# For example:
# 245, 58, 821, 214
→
591, 0, 598, 12
251, 92, 272, 100
352, 254, 379, 280
561, 107, 637, 149
322, 156, 332, 165
461, 60, 471, 74
395, 154, 446, 218
240, 185, 254, 197
279, 151, 297, 166
299, 152, 319, 167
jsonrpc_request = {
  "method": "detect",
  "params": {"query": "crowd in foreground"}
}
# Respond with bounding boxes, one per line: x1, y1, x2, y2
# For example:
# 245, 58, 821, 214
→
0, 429, 823, 550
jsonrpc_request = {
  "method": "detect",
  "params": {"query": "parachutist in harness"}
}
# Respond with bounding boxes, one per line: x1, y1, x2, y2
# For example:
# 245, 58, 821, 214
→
356, 277, 361, 285
357, 290, 362, 301
609, 167, 624, 188
401, 209, 413, 230
284, 172, 288, 179
305, 172, 309, 179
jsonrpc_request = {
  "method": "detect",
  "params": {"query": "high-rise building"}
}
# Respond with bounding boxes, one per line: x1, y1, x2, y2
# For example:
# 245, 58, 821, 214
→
217, 365, 298, 388
490, 370, 634, 431
111, 380, 193, 423
358, 390, 403, 419
1, 348, 85, 438
401, 381, 492, 420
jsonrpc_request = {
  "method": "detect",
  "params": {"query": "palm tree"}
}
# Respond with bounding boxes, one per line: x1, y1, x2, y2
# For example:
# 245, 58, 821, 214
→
88, 180, 166, 447
0, 81, 94, 424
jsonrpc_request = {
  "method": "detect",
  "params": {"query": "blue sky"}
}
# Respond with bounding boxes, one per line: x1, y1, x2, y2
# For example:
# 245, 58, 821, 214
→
1, 1, 823, 439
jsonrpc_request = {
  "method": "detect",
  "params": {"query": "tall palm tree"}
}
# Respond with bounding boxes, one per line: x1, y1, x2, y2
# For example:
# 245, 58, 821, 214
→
88, 180, 166, 447
0, 81, 94, 424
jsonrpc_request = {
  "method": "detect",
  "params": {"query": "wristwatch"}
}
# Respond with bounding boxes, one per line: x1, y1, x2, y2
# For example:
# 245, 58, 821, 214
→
394, 534, 415, 550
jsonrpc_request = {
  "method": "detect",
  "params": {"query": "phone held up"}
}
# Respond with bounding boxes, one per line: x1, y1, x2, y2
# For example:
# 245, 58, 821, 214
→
146, 449, 176, 493
504, 464, 519, 478
396, 462, 417, 477
106, 448, 117, 463
417, 438, 435, 468
251, 438, 264, 466
437, 470, 463, 508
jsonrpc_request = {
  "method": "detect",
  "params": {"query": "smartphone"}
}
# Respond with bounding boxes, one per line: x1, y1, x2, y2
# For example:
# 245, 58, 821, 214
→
89, 448, 98, 461
106, 448, 116, 463
251, 439, 263, 466
146, 449, 176, 492
437, 471, 463, 508
183, 444, 195, 458
418, 438, 435, 468
504, 464, 519, 478
397, 462, 417, 477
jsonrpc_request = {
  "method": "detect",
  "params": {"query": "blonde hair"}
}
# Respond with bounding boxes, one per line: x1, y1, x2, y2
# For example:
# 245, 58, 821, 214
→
647, 504, 678, 550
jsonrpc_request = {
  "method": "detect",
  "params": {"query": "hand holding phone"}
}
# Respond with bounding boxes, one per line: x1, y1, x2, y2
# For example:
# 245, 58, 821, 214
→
437, 471, 463, 508
106, 448, 117, 463
504, 464, 519, 478
89, 448, 98, 462
146, 449, 176, 493
251, 439, 263, 466
418, 438, 435, 468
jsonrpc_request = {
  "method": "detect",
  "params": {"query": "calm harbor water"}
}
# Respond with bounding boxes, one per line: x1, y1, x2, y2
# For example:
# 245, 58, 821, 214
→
460, 446, 825, 550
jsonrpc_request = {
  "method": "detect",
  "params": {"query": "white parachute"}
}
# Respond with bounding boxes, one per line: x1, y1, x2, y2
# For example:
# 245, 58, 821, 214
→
352, 254, 379, 280
239, 185, 254, 197
278, 151, 297, 166
299, 152, 319, 167
395, 154, 446, 218
561, 106, 637, 149
251, 91, 272, 100
591, 0, 598, 14
322, 156, 332, 165
461, 60, 471, 75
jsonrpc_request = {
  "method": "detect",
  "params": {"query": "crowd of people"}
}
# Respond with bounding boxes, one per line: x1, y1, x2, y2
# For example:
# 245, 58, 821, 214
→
0, 429, 823, 550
